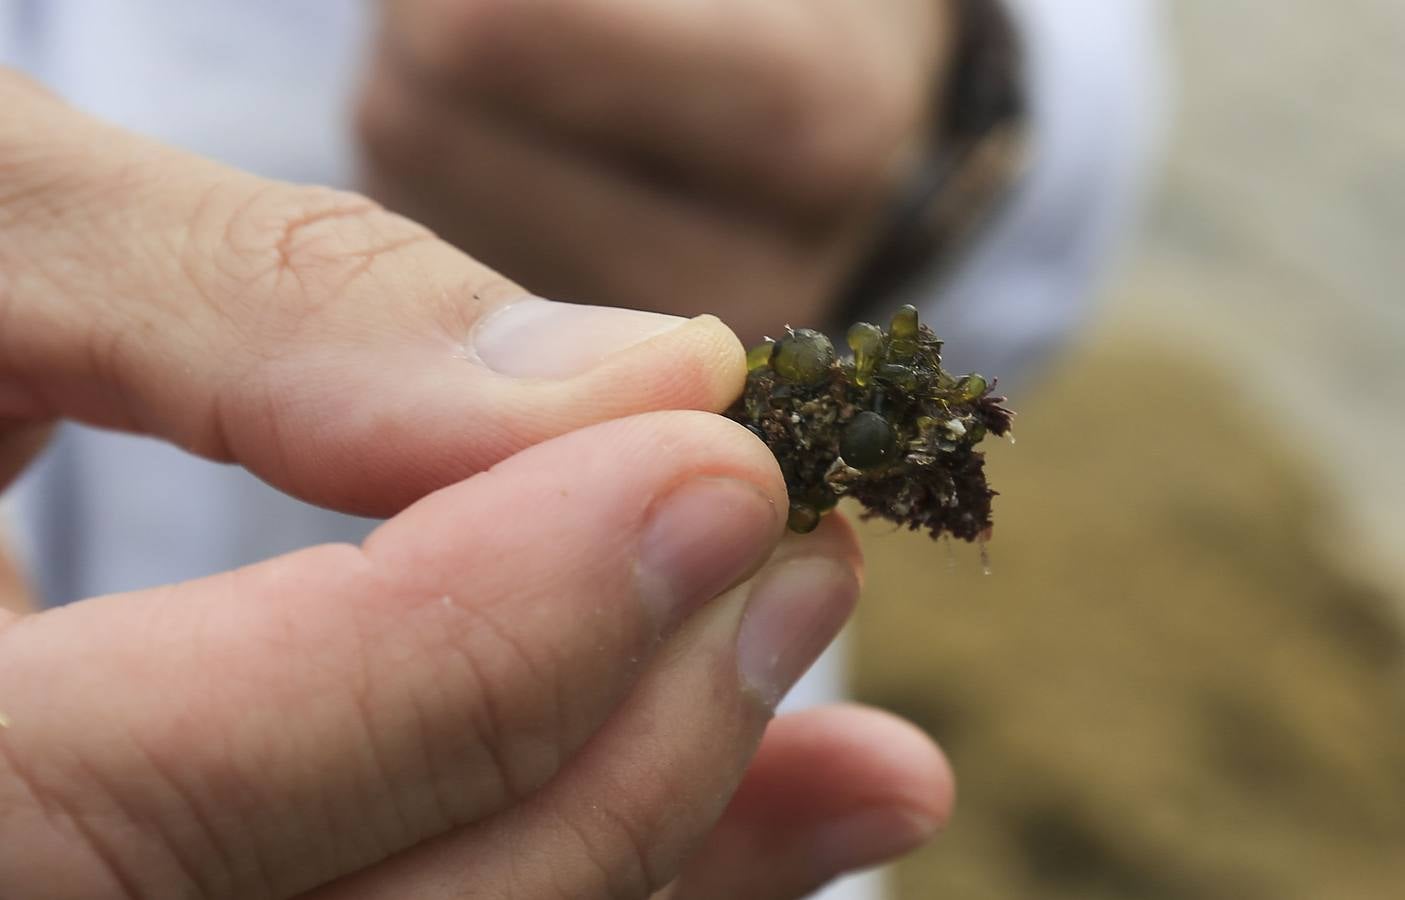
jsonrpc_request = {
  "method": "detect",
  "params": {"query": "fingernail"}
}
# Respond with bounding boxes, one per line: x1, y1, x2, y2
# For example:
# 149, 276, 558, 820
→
474, 296, 685, 378
637, 477, 780, 635
736, 557, 858, 708
809, 808, 939, 876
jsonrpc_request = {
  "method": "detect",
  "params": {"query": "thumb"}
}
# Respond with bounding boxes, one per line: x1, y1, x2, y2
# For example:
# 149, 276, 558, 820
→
0, 68, 743, 512
0, 411, 789, 899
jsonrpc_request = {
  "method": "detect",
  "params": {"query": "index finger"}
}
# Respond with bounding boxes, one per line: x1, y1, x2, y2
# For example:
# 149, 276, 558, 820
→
0, 69, 745, 513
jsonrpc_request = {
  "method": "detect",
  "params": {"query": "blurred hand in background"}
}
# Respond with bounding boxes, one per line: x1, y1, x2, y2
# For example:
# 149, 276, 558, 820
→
0, 65, 952, 899
359, 0, 952, 340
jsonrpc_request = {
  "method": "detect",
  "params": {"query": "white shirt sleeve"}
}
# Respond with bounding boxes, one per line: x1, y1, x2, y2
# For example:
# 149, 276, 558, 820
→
0, 0, 369, 185
911, 0, 1168, 391
0, 0, 381, 605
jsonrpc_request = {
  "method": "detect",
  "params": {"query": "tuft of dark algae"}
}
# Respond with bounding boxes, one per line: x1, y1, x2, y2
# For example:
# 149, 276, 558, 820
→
724, 305, 1014, 540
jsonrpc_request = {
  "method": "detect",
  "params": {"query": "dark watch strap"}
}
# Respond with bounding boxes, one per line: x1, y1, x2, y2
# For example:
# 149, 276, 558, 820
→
835, 0, 1028, 316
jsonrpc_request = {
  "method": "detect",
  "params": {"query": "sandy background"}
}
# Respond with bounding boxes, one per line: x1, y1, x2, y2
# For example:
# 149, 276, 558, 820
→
855, 2, 1405, 896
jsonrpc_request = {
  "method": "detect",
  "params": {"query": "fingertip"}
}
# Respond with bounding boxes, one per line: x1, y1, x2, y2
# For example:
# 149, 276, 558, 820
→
665, 703, 952, 898
682, 313, 749, 412
649, 410, 789, 512
790, 512, 865, 584
836, 703, 956, 830
765, 703, 954, 829
472, 297, 688, 379
361, 409, 791, 596
776, 705, 954, 879
570, 313, 747, 418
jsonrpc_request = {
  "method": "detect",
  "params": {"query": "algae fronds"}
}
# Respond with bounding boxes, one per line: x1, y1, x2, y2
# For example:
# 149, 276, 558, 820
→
725, 305, 1013, 539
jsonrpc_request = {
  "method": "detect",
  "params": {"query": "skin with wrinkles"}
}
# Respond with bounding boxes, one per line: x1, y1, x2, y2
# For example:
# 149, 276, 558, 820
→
0, 0, 962, 894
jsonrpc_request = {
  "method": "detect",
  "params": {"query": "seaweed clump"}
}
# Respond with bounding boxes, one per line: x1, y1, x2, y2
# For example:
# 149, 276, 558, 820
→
725, 305, 1014, 540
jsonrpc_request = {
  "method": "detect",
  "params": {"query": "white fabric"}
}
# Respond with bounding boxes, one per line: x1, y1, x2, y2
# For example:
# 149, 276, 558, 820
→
918, 0, 1168, 385
1, 1, 378, 601
0, 3, 1163, 897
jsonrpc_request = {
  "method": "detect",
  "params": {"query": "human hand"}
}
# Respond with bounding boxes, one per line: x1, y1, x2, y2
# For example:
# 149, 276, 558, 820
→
0, 72, 951, 897
358, 0, 952, 340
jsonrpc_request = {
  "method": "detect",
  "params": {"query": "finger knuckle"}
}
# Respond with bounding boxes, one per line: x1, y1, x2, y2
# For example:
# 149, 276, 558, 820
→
202, 182, 434, 333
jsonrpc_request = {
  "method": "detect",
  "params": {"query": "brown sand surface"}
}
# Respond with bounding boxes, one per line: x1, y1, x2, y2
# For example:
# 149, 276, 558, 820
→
854, 335, 1405, 899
